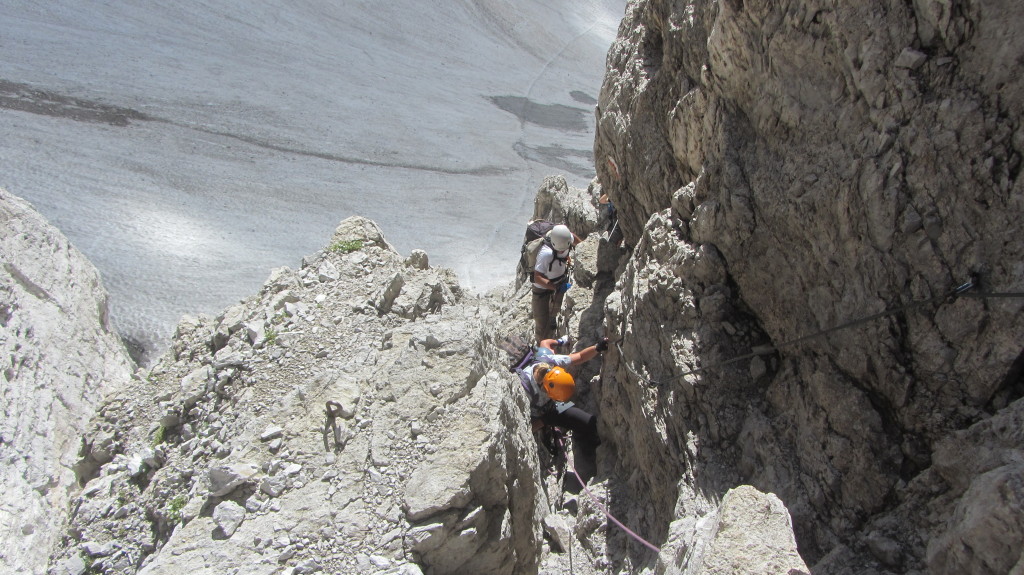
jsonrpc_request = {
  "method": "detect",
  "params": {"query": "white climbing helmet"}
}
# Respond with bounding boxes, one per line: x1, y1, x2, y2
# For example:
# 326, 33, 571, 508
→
548, 225, 573, 251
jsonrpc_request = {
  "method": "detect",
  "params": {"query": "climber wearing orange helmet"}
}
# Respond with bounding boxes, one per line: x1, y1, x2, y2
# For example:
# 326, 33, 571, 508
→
519, 336, 609, 483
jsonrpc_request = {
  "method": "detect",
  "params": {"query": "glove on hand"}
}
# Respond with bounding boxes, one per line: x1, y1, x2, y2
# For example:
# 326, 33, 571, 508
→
595, 338, 609, 353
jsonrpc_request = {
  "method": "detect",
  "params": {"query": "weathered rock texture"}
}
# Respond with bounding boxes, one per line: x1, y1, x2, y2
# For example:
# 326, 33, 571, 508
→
0, 189, 136, 574
507, 177, 811, 575
7, 2, 1024, 573
40, 216, 552, 575
594, 0, 1024, 572
672, 485, 808, 575
2, 178, 806, 575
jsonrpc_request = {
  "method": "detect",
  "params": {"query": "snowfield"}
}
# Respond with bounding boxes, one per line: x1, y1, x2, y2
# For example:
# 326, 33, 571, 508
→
0, 0, 622, 359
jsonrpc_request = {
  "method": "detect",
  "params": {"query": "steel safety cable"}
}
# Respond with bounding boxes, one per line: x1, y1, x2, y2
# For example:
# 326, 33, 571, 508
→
614, 279, 1023, 387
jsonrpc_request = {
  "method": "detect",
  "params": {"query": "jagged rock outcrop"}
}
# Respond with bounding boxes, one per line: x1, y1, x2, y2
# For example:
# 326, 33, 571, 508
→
663, 485, 808, 575
13, 2, 1024, 573
1, 169, 808, 575
43, 215, 591, 575
594, 0, 1024, 572
0, 189, 135, 575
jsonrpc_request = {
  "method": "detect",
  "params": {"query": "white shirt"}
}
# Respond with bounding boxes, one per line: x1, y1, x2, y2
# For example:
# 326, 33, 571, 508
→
532, 244, 570, 289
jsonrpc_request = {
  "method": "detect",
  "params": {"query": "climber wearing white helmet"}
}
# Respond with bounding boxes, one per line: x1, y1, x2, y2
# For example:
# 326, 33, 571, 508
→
531, 224, 580, 342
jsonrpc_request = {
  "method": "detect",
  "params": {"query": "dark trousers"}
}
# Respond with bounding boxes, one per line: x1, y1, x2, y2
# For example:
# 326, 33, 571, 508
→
540, 405, 599, 457
541, 405, 599, 485
532, 287, 565, 342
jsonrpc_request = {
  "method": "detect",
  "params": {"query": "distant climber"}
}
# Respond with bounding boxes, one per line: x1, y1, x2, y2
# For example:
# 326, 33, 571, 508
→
531, 224, 580, 342
515, 335, 609, 486
599, 192, 618, 238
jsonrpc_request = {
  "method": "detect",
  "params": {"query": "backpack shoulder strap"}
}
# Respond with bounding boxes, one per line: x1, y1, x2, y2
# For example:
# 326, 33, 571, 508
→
541, 238, 563, 272
514, 367, 539, 402
508, 344, 535, 372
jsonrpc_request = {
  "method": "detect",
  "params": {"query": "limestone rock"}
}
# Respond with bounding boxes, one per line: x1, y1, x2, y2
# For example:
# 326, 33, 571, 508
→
53, 554, 87, 575
403, 461, 473, 522
51, 221, 551, 575
213, 500, 246, 538
263, 267, 300, 293
260, 425, 284, 441
406, 249, 429, 270
208, 463, 259, 497
925, 398, 1024, 574
531, 175, 600, 239
0, 189, 134, 575
542, 513, 572, 552
179, 365, 212, 410
374, 272, 405, 314
331, 215, 397, 253
595, 0, 1024, 570
244, 319, 266, 347
687, 486, 809, 575
317, 260, 340, 282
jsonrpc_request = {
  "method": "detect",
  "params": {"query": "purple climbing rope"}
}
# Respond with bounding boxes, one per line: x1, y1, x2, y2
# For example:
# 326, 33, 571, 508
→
569, 466, 662, 554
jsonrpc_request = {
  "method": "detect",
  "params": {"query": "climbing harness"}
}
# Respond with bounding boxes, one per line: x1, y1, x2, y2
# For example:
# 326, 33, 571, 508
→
615, 277, 1024, 387
568, 465, 662, 554
540, 425, 569, 479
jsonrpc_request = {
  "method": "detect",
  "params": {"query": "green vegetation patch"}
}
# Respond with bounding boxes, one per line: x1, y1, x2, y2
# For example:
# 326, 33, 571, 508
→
165, 494, 188, 524
151, 425, 166, 446
329, 239, 364, 253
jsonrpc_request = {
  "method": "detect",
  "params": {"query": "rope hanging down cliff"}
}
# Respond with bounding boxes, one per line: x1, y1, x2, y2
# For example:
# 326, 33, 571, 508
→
615, 277, 1024, 388
569, 465, 662, 554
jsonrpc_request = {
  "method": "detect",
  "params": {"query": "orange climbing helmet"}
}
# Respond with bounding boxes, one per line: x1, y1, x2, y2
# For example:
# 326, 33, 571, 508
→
541, 367, 575, 402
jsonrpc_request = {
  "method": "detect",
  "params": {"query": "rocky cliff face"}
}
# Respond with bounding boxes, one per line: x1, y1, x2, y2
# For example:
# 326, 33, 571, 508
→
6, 2, 1024, 574
594, 0, 1023, 572
0, 189, 136, 574
5, 179, 807, 575
41, 216, 552, 575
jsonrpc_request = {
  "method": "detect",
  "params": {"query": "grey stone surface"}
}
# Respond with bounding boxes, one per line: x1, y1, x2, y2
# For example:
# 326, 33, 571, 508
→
7, 2, 1024, 572
208, 463, 259, 497
213, 501, 246, 538
38, 215, 552, 575
595, 0, 1024, 571
689, 486, 808, 575
0, 189, 135, 575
